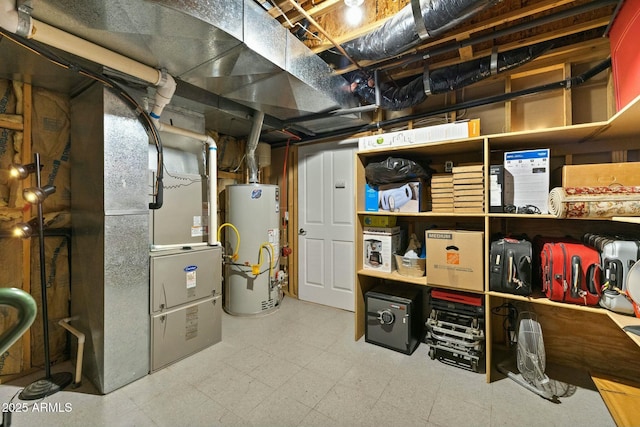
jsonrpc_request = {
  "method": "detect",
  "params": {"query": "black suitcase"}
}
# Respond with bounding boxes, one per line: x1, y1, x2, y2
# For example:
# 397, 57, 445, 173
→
489, 237, 533, 295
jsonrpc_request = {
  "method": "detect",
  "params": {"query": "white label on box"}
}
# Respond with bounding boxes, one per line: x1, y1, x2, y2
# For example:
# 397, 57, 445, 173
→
504, 149, 550, 213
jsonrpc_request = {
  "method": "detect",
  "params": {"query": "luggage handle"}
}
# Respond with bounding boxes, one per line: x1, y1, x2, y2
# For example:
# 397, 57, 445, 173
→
571, 256, 581, 299
604, 259, 623, 289
507, 251, 531, 291
586, 263, 602, 296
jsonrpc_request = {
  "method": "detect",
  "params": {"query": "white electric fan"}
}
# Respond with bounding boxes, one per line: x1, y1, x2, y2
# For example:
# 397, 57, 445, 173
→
498, 312, 576, 402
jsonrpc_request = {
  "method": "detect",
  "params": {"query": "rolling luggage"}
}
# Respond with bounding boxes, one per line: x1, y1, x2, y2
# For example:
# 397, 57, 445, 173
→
583, 233, 640, 315
541, 241, 601, 305
489, 237, 532, 295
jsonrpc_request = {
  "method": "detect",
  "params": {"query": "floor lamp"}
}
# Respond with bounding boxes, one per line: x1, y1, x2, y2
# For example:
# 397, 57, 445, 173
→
10, 152, 72, 400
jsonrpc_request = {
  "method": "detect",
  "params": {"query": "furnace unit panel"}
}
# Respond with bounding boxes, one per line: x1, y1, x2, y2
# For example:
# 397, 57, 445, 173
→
150, 247, 222, 312
149, 172, 207, 246
150, 296, 221, 372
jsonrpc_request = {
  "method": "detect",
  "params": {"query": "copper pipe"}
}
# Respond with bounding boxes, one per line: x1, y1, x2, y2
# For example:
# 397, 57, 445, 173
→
285, 0, 361, 69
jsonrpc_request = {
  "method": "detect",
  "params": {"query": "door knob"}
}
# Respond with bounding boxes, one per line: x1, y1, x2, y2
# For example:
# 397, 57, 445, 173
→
299, 228, 307, 235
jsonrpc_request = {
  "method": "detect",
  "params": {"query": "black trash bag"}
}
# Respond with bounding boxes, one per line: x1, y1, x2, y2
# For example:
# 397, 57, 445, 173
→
365, 157, 433, 185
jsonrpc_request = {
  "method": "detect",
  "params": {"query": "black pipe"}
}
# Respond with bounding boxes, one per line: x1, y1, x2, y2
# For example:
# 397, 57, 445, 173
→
287, 58, 611, 145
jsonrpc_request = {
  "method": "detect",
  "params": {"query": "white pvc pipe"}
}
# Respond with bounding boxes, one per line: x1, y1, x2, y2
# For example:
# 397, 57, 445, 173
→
58, 317, 85, 387
29, 18, 162, 86
149, 72, 177, 120
208, 141, 219, 246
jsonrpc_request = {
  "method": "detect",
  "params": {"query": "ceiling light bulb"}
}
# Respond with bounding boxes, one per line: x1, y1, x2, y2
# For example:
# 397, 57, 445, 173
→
23, 185, 56, 204
345, 5, 363, 26
344, 0, 364, 7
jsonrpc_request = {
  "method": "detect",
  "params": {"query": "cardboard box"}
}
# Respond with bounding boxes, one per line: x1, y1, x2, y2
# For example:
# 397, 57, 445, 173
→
562, 162, 640, 187
503, 149, 550, 214
368, 181, 427, 213
358, 119, 480, 151
363, 215, 397, 227
363, 226, 402, 273
426, 230, 484, 291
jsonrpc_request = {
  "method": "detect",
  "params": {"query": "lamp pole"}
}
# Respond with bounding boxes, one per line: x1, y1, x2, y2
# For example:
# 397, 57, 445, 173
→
18, 152, 72, 400
34, 152, 51, 380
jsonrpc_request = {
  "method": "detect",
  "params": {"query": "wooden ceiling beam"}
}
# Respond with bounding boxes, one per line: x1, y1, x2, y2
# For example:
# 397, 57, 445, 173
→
285, 0, 344, 24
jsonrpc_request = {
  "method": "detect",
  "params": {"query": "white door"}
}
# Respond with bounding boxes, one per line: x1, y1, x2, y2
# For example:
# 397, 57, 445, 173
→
298, 140, 356, 311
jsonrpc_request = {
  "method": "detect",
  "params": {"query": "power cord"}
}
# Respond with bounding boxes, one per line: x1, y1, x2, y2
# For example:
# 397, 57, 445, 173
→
491, 303, 519, 347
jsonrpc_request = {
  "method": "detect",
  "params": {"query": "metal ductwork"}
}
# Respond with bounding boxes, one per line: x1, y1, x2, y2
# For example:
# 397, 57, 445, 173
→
351, 42, 554, 110
342, 0, 497, 62
5, 0, 366, 137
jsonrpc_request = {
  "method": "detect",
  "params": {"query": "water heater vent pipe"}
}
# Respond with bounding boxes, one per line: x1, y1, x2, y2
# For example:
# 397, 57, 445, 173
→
246, 111, 265, 184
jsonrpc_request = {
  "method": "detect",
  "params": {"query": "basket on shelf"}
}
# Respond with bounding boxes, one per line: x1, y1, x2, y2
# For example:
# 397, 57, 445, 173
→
394, 254, 426, 277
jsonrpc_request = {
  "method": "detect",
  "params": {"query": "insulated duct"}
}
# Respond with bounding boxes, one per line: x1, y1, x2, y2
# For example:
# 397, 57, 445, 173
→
342, 0, 496, 62
351, 42, 553, 110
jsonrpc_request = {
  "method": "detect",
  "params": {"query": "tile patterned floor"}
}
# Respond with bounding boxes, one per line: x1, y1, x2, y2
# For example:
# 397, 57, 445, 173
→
1, 296, 615, 426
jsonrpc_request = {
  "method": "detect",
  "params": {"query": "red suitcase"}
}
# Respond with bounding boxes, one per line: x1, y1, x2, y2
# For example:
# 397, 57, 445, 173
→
541, 241, 601, 305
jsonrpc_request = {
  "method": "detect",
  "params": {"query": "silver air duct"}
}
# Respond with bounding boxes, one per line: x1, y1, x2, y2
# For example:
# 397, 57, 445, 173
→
246, 111, 265, 184
342, 0, 496, 62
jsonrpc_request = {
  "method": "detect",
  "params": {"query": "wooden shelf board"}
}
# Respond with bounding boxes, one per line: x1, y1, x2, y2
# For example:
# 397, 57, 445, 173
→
591, 372, 640, 427
486, 291, 606, 314
606, 311, 640, 347
612, 217, 640, 224
357, 137, 485, 158
358, 211, 484, 218
357, 269, 427, 286
426, 283, 484, 295
488, 213, 556, 219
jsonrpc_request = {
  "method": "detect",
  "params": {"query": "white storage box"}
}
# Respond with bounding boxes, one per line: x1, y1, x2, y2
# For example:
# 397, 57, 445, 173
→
363, 226, 402, 273
358, 119, 480, 151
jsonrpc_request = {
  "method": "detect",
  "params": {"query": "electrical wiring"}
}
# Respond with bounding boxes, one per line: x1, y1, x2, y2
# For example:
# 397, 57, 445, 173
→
160, 168, 202, 190
0, 27, 165, 209
491, 302, 519, 346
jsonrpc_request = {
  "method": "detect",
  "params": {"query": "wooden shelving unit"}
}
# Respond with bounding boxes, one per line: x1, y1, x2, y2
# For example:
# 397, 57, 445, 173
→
354, 92, 640, 384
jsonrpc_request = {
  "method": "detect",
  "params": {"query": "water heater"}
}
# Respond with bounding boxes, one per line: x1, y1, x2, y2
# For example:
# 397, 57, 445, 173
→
224, 184, 280, 315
